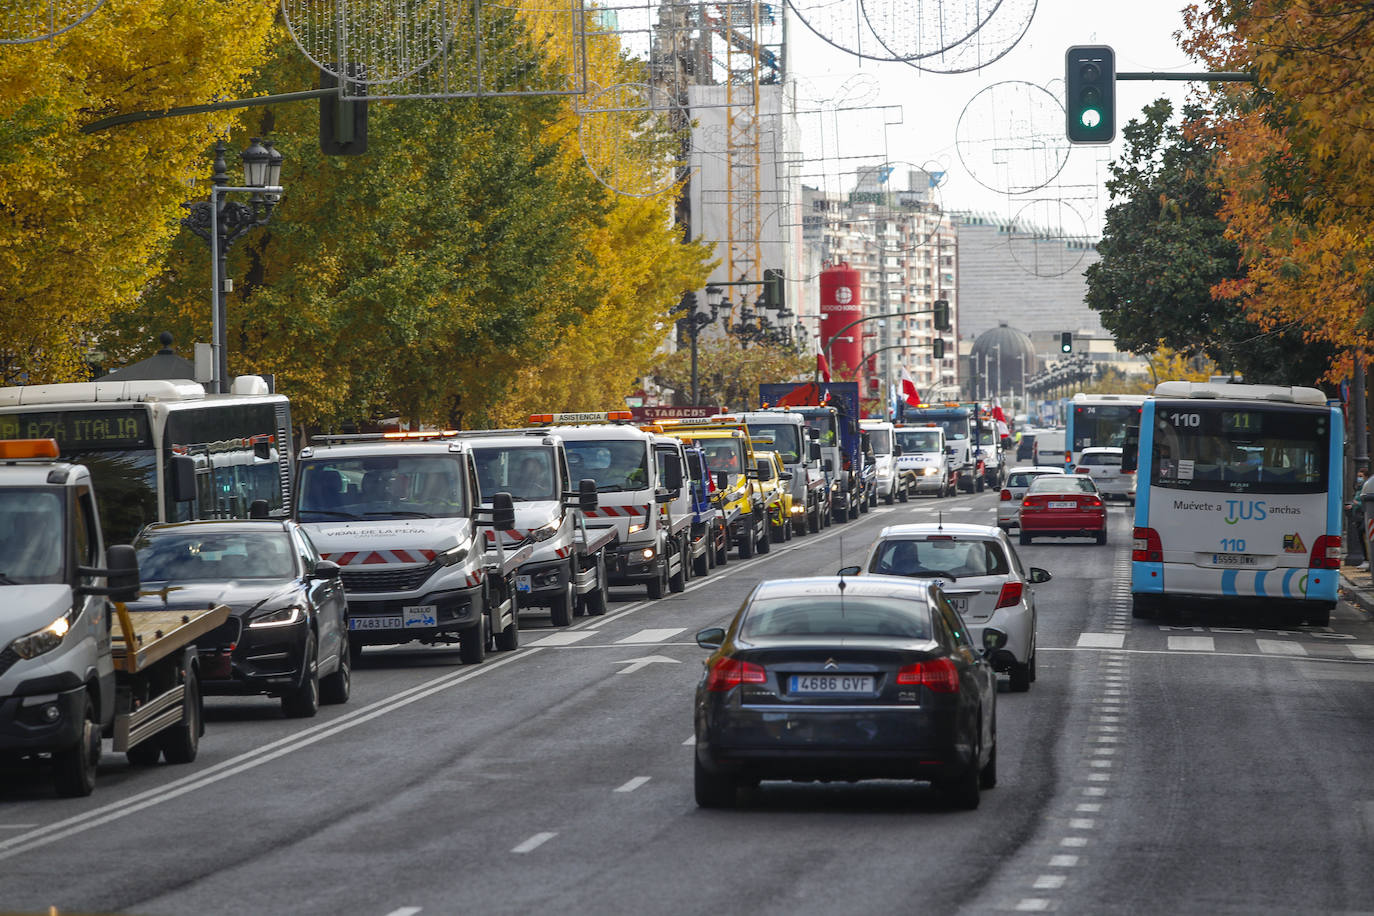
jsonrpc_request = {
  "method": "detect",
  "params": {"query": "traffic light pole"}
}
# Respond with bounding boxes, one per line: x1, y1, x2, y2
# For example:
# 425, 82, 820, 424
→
822, 305, 948, 377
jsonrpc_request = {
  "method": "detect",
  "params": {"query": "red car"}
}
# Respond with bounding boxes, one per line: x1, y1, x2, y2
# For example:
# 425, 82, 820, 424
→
1018, 475, 1107, 545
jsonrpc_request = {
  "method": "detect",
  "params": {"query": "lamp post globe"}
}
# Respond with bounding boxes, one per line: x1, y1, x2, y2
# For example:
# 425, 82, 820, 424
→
264, 140, 285, 201
241, 137, 272, 189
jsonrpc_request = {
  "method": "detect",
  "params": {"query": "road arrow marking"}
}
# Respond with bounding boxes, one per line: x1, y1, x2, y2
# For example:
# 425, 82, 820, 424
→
614, 655, 681, 674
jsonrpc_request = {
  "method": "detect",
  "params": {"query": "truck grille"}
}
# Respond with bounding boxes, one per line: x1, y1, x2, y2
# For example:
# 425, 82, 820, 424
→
342, 562, 439, 593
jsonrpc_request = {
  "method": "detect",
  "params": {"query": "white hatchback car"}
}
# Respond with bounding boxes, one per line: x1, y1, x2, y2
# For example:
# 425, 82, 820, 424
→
1073, 447, 1136, 503
840, 523, 1050, 692
998, 465, 1068, 530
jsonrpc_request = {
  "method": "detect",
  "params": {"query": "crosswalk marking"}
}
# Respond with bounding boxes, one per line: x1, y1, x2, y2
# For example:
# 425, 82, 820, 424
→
526, 631, 597, 647
1349, 646, 1374, 660
1077, 633, 1124, 649
1256, 639, 1307, 656
616, 627, 686, 644
1167, 636, 1214, 652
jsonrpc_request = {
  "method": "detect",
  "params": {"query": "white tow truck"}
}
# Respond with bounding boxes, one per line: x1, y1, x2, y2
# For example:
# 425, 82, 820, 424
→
860, 419, 910, 504
0, 439, 226, 796
292, 432, 530, 665
461, 429, 615, 626
894, 423, 958, 497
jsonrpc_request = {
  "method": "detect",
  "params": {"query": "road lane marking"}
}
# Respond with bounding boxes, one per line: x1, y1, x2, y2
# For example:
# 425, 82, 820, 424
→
1061, 837, 1090, 847
1089, 760, 1112, 768
526, 631, 597, 647
1040, 645, 1374, 665
682, 735, 696, 745
614, 776, 651, 793
1083, 787, 1107, 796
615, 628, 686, 644
1034, 875, 1067, 890
1256, 639, 1307, 656
1049, 855, 1079, 867
0, 825, 37, 830
1167, 636, 1215, 651
1077, 804, 1102, 813
512, 832, 557, 854
1069, 819, 1096, 829
1349, 646, 1374, 660
614, 655, 680, 674
1015, 901, 1051, 912
385, 909, 422, 916
1077, 633, 1124, 648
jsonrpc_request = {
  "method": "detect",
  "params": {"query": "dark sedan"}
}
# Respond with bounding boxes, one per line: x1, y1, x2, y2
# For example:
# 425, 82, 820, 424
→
129, 520, 350, 720
693, 576, 1006, 809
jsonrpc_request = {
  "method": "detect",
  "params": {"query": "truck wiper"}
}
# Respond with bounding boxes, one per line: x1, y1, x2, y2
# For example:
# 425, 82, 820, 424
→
364, 510, 436, 519
299, 509, 358, 520
597, 484, 625, 492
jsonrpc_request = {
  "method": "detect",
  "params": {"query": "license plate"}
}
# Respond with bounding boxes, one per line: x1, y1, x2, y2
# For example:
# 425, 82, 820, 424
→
1211, 553, 1258, 567
403, 605, 438, 628
789, 674, 875, 694
516, 575, 532, 593
350, 616, 402, 630
948, 597, 968, 613
1048, 500, 1076, 509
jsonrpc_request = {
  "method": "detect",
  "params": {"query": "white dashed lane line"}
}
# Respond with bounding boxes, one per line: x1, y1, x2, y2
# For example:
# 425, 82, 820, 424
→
511, 832, 558, 854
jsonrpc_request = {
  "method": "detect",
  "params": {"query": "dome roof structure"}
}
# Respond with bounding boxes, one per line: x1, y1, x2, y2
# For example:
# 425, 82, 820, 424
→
970, 323, 1038, 398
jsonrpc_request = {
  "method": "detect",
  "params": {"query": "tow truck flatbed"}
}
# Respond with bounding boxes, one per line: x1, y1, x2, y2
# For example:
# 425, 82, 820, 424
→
111, 604, 230, 675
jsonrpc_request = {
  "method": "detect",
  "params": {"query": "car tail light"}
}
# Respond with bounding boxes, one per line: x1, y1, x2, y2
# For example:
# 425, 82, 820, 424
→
1082, 495, 1103, 508
1309, 535, 1341, 570
1121, 468, 1135, 475
705, 656, 766, 691
995, 581, 1024, 609
1000, 488, 1012, 501
895, 657, 960, 692
1074, 466, 1090, 474
1132, 526, 1162, 562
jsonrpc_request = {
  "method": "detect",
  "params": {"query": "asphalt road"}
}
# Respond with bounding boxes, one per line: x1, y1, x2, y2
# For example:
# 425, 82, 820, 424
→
4, 488, 1374, 915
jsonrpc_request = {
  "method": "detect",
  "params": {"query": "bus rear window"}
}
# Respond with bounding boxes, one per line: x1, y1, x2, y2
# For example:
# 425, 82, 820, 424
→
1151, 406, 1328, 494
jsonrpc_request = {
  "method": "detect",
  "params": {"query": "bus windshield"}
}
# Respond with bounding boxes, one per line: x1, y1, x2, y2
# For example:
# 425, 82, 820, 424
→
298, 455, 469, 519
1072, 404, 1141, 450
1150, 405, 1328, 495
746, 423, 801, 463
895, 430, 942, 453
471, 446, 559, 502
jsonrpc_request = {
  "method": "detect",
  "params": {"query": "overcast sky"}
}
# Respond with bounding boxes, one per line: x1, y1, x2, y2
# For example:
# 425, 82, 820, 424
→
785, 0, 1198, 237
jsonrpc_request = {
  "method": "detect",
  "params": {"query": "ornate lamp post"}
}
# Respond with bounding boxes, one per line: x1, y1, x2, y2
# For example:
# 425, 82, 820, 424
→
181, 138, 285, 393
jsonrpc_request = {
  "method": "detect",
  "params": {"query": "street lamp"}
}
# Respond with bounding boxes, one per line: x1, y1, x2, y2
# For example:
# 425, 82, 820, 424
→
180, 137, 285, 393
674, 288, 719, 405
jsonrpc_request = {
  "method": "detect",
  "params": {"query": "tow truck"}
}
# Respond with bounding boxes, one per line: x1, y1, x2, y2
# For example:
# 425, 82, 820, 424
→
721, 410, 827, 534
0, 438, 226, 796
657, 421, 768, 559
899, 403, 986, 493
759, 382, 866, 522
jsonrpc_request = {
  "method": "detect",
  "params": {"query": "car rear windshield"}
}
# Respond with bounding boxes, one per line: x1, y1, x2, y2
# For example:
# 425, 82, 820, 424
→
1028, 477, 1097, 495
741, 596, 931, 639
1077, 453, 1121, 467
869, 538, 1009, 578
1008, 471, 1056, 488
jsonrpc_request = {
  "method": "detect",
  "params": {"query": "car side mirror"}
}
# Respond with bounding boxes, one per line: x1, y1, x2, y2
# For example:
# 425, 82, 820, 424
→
1028, 567, 1052, 584
314, 559, 342, 580
492, 492, 515, 530
837, 565, 861, 576
695, 626, 726, 650
579, 477, 598, 512
169, 455, 197, 503
249, 499, 270, 519
981, 626, 1009, 653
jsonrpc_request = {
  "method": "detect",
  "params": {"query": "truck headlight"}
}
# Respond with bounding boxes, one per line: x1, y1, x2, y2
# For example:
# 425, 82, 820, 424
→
11, 615, 70, 660
439, 544, 470, 566
249, 606, 304, 628
528, 522, 559, 542
628, 522, 647, 534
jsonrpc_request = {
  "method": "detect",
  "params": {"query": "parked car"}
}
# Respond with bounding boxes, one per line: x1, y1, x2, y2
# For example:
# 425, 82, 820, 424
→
129, 520, 351, 718
998, 465, 1068, 530
693, 576, 1006, 809
1074, 446, 1136, 503
843, 523, 1048, 692
1019, 474, 1108, 545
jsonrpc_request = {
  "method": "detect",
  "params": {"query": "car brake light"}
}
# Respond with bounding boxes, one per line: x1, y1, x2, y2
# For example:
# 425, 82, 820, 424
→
1000, 488, 1012, 501
1082, 495, 1103, 507
1074, 467, 1090, 474
1309, 534, 1341, 570
705, 656, 767, 691
1132, 526, 1162, 562
1121, 468, 1136, 475
995, 581, 1024, 609
896, 658, 959, 692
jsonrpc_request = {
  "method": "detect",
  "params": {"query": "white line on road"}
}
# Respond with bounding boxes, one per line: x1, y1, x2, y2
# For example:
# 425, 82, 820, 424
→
1256, 639, 1308, 656
0, 825, 38, 830
1349, 645, 1374, 660
1077, 804, 1102, 813
614, 776, 651, 793
385, 908, 422, 916
1077, 633, 1125, 649
1069, 819, 1097, 829
616, 628, 686, 644
1167, 635, 1215, 652
1060, 837, 1090, 847
1033, 875, 1067, 890
526, 631, 597, 647
1015, 899, 1051, 912
512, 832, 557, 854
1048, 854, 1080, 867
682, 735, 696, 745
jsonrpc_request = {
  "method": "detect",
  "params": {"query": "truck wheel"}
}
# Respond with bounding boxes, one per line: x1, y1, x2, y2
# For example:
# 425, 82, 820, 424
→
320, 633, 352, 705
899, 483, 909, 503
282, 635, 322, 718
583, 556, 609, 616
163, 671, 203, 763
53, 694, 100, 797
495, 596, 521, 650
738, 526, 755, 559
460, 618, 488, 664
693, 541, 710, 577
550, 577, 575, 627
757, 522, 771, 555
715, 526, 730, 566
885, 489, 895, 505
669, 543, 687, 592
126, 739, 162, 766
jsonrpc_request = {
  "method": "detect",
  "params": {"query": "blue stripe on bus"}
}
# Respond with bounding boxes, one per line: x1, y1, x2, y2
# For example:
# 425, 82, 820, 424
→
1132, 562, 1163, 594
1327, 405, 1345, 549
1281, 568, 1299, 598
1221, 569, 1238, 596
1253, 569, 1268, 597
1133, 401, 1155, 530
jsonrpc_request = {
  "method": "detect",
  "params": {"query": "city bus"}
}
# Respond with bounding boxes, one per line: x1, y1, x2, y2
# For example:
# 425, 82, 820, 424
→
0, 376, 293, 544
1129, 381, 1341, 626
1067, 393, 1146, 456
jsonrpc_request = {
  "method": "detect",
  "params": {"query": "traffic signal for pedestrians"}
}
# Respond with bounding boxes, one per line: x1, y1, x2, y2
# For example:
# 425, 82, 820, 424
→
1065, 45, 1115, 144
320, 67, 368, 156
1060, 332, 1073, 353
763, 268, 785, 310
933, 299, 950, 332
932, 338, 945, 360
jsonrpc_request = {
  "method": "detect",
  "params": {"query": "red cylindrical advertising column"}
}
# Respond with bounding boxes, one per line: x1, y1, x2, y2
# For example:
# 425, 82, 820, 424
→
820, 263, 862, 378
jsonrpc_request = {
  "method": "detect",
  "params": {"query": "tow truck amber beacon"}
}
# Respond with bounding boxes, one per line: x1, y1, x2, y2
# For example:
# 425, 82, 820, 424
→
528, 411, 688, 599
293, 430, 528, 665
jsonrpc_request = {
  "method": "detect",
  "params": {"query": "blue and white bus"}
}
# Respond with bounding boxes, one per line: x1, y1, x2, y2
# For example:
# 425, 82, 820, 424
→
1130, 381, 1341, 626
1067, 393, 1146, 457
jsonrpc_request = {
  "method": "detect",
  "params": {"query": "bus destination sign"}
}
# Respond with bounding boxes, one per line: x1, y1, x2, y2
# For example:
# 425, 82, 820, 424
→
0, 409, 152, 450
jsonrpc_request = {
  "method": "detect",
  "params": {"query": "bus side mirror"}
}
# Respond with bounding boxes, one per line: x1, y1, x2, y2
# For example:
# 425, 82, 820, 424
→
249, 499, 270, 519
253, 439, 272, 460
579, 478, 598, 512
1121, 432, 1139, 473
170, 455, 197, 503
823, 459, 834, 472
492, 492, 515, 530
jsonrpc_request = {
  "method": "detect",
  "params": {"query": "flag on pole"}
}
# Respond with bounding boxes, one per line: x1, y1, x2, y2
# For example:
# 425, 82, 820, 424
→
816, 353, 831, 383
899, 366, 921, 407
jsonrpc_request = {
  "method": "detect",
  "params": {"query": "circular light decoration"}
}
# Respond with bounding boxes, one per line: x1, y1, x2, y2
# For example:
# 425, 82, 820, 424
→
281, 0, 462, 85
787, 0, 995, 63
955, 80, 1069, 195
1, 0, 104, 44
1006, 198, 1091, 279
899, 0, 1036, 74
579, 82, 691, 198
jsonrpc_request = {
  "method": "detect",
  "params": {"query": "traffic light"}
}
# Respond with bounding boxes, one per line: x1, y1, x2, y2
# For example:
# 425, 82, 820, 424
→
320, 67, 368, 155
932, 338, 945, 360
763, 268, 785, 310
1065, 45, 1115, 144
1060, 331, 1073, 353
933, 298, 950, 332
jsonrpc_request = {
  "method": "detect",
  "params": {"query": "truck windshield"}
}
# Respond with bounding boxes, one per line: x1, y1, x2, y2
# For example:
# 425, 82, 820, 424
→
866, 428, 892, 454
471, 446, 558, 502
804, 414, 838, 445
0, 489, 64, 583
701, 440, 746, 476
564, 440, 649, 492
746, 423, 801, 463
297, 455, 468, 520
896, 430, 942, 453
975, 429, 998, 446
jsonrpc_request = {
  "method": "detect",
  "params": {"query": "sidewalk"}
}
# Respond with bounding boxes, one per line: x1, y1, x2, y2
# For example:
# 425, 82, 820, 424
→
1340, 562, 1374, 615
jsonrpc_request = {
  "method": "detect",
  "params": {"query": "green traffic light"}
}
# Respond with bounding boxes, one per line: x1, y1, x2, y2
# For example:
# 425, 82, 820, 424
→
1080, 109, 1102, 129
